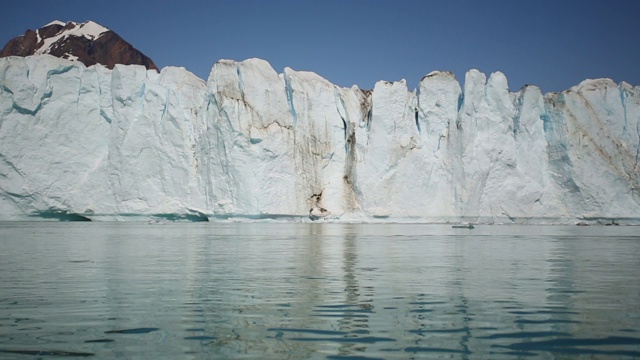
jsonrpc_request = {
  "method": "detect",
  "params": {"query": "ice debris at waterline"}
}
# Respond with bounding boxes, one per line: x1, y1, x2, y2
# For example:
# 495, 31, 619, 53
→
0, 55, 639, 223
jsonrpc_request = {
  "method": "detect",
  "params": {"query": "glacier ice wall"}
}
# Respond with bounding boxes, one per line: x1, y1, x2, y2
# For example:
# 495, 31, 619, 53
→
0, 55, 639, 223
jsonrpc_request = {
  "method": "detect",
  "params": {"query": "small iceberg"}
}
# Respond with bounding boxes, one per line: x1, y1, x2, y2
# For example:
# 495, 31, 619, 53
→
452, 223, 475, 229
147, 219, 169, 225
309, 207, 331, 221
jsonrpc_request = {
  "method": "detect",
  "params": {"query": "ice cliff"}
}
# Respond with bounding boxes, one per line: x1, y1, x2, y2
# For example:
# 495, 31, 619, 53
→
1, 55, 639, 223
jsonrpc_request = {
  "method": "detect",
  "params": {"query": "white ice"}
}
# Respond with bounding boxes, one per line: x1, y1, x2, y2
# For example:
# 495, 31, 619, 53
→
0, 55, 638, 223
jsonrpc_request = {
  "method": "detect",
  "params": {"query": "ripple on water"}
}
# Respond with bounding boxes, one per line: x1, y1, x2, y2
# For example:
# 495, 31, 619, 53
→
267, 328, 395, 344
84, 339, 114, 343
509, 309, 579, 315
183, 336, 216, 341
494, 336, 640, 357
0, 349, 95, 357
184, 328, 205, 332
479, 331, 572, 339
288, 336, 396, 343
326, 354, 386, 360
104, 327, 159, 334
409, 328, 469, 335
267, 328, 348, 336
514, 319, 581, 324
404, 346, 472, 354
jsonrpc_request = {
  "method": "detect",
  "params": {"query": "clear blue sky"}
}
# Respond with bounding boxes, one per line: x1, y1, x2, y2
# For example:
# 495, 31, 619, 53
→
2, 0, 639, 93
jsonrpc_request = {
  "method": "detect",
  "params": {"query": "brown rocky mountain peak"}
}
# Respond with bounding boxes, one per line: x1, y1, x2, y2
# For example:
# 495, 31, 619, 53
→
1, 20, 158, 71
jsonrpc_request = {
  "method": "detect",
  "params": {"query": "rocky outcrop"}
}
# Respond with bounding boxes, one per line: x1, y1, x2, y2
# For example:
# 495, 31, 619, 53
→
1, 21, 157, 71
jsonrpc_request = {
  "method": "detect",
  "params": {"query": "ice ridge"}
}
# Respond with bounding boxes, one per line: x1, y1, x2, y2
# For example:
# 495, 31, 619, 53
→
0, 55, 639, 224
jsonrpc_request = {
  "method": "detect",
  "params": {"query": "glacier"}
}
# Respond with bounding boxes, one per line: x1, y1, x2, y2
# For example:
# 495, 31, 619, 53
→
0, 54, 639, 223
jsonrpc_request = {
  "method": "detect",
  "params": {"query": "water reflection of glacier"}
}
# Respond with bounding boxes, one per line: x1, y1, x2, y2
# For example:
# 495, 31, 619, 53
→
0, 223, 639, 359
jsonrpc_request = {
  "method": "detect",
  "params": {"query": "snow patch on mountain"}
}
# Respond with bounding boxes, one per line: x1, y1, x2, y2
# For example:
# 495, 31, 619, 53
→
35, 21, 109, 55
44, 20, 66, 27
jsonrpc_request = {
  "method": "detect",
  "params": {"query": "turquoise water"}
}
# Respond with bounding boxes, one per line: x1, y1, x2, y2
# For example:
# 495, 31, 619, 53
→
0, 222, 639, 359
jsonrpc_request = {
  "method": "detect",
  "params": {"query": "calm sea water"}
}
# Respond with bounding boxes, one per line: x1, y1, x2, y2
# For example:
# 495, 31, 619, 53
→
0, 222, 639, 359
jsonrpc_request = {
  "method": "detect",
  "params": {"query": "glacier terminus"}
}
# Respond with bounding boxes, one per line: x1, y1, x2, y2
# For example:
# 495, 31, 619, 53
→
0, 55, 639, 224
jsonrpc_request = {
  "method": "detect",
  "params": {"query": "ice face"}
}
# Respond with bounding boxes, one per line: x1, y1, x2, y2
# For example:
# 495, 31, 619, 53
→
0, 55, 639, 223
0, 55, 207, 220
